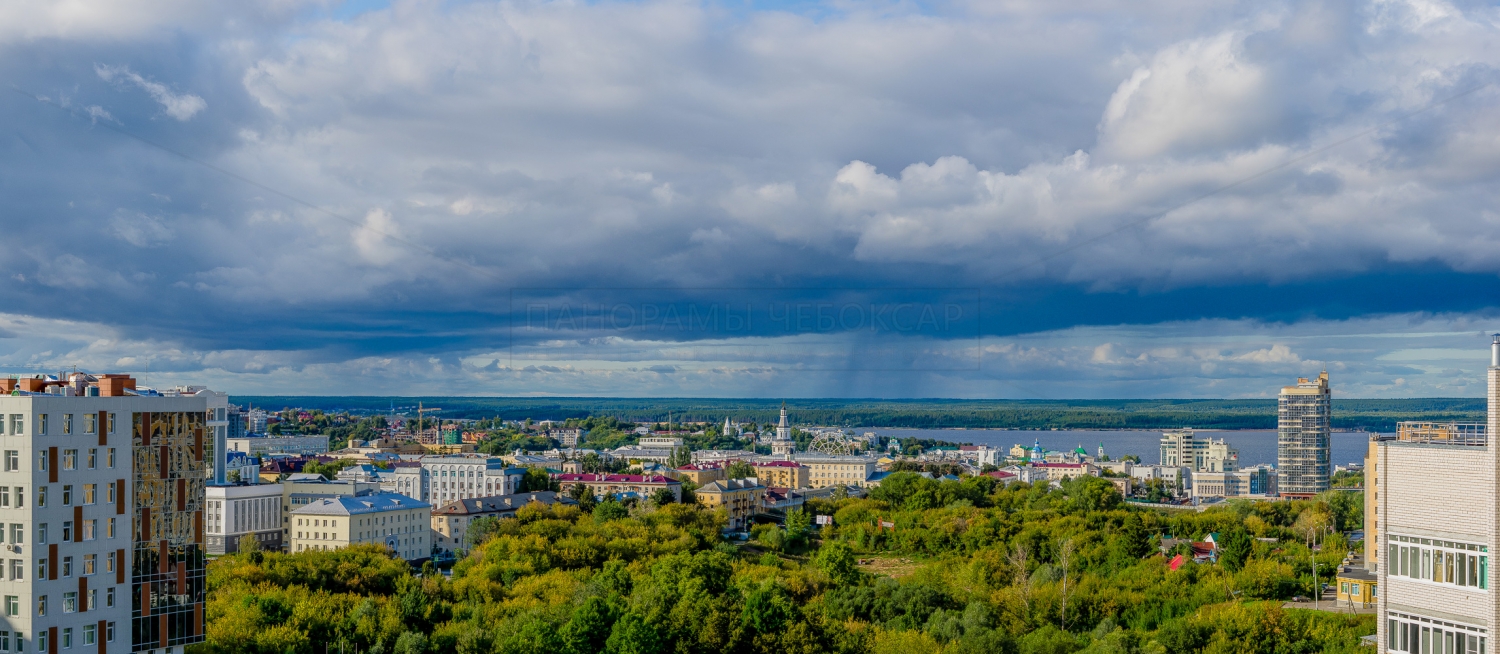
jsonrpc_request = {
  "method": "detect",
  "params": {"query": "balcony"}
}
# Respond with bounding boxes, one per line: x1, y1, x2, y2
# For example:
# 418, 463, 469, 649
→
1396, 422, 1487, 447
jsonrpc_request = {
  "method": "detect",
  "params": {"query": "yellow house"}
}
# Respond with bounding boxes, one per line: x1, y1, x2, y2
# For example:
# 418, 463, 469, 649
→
673, 463, 727, 485
696, 478, 765, 531
753, 461, 810, 489
1336, 567, 1377, 608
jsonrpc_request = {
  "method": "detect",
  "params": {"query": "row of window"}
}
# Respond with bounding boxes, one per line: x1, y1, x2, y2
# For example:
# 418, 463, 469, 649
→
2, 586, 118, 617
1388, 617, 1485, 653
0, 623, 118, 652
19, 518, 120, 545
1389, 536, 1488, 589
3, 449, 118, 473
0, 414, 117, 437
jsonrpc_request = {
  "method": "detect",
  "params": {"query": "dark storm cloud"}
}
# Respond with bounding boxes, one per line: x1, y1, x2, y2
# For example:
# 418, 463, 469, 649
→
1, 0, 1499, 396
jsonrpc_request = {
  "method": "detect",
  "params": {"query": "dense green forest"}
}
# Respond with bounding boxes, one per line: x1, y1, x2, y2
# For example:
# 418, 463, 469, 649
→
193, 474, 1373, 654
239, 396, 1486, 432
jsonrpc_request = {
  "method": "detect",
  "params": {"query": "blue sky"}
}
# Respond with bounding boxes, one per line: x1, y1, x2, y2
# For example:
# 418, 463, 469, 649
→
2, 0, 1500, 397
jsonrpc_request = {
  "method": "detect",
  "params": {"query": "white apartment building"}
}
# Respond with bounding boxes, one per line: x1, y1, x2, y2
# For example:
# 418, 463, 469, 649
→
1375, 337, 1499, 653
289, 493, 431, 561
0, 372, 211, 654
1159, 430, 1239, 472
1190, 465, 1277, 498
225, 436, 328, 458
205, 484, 283, 555
380, 457, 525, 507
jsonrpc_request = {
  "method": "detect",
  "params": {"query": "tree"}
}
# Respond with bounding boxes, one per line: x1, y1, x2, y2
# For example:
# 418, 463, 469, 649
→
569, 481, 597, 512
816, 541, 862, 586
562, 597, 615, 654
725, 460, 754, 480
783, 509, 812, 551
593, 495, 629, 523
604, 612, 659, 654
393, 631, 428, 654
1118, 513, 1152, 559
463, 517, 502, 551
1218, 527, 1254, 573
519, 467, 559, 493
650, 487, 676, 506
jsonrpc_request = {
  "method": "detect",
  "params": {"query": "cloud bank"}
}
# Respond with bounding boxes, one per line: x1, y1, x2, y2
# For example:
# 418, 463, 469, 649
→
1, 0, 1498, 396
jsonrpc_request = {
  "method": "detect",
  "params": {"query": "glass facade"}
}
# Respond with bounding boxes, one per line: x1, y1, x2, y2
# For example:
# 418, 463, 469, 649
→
131, 411, 206, 651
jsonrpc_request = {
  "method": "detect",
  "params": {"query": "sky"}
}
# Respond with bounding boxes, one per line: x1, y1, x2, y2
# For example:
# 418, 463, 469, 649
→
2, 0, 1500, 398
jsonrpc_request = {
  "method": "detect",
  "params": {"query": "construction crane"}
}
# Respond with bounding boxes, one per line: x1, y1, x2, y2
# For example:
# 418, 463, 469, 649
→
415, 402, 443, 443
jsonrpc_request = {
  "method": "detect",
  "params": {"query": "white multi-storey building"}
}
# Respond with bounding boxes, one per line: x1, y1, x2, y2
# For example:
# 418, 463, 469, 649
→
380, 457, 525, 507
1375, 338, 1498, 653
0, 372, 211, 654
1159, 430, 1239, 472
205, 484, 283, 555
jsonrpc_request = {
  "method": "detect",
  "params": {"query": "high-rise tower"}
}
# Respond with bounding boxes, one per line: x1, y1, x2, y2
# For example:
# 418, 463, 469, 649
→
1277, 371, 1331, 499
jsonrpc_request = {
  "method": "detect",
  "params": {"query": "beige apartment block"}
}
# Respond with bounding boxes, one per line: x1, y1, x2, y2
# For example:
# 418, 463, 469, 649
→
289, 493, 431, 561
1375, 336, 1500, 653
752, 461, 809, 489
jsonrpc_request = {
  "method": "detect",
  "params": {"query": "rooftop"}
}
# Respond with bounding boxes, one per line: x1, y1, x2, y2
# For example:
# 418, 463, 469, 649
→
432, 491, 577, 515
555, 473, 680, 484
292, 492, 430, 515
1395, 421, 1487, 447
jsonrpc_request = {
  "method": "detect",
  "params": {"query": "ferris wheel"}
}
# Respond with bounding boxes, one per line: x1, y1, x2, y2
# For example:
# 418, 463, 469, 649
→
809, 430, 857, 456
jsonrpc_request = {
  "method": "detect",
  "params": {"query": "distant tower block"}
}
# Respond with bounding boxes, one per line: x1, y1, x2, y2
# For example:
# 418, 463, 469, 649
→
1276, 371, 1331, 499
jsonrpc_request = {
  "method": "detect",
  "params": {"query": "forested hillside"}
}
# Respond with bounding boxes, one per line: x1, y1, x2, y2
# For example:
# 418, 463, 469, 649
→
193, 475, 1373, 654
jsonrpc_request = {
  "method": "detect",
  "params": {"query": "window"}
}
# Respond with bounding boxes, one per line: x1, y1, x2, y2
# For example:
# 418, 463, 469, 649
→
105, 588, 114, 608
37, 524, 45, 544
61, 451, 75, 471
35, 452, 44, 472
82, 554, 94, 575
81, 626, 93, 647
106, 623, 114, 643
36, 487, 45, 508
105, 484, 113, 504
12, 487, 19, 509
8, 560, 20, 581
60, 557, 71, 578
86, 450, 95, 470
34, 560, 44, 579
107, 413, 114, 434
1, 453, 14, 473
36, 596, 45, 616
82, 485, 95, 505
105, 552, 114, 573
7, 417, 20, 436
106, 518, 114, 539
86, 590, 94, 611
38, 414, 47, 435
107, 448, 114, 468
36, 631, 45, 653
61, 487, 70, 506
2, 596, 15, 617
8, 525, 19, 544
83, 415, 95, 435
62, 414, 71, 435
0, 487, 8, 508
0, 630, 9, 652
62, 592, 75, 613
60, 628, 69, 650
